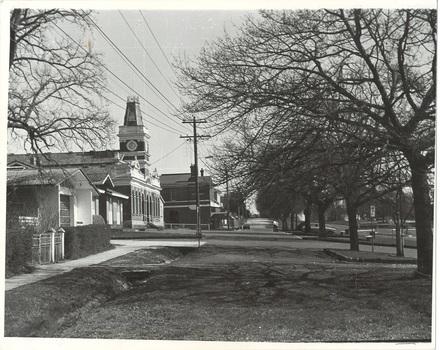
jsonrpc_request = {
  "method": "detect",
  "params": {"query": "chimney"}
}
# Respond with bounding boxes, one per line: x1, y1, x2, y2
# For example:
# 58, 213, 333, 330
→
190, 164, 197, 177
30, 154, 39, 166
200, 168, 204, 177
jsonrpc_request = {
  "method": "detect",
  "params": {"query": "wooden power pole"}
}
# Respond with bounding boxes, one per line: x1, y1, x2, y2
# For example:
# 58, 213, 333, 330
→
181, 117, 210, 247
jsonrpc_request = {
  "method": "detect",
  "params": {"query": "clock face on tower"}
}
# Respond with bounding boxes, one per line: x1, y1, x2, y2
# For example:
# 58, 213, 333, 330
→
126, 140, 138, 151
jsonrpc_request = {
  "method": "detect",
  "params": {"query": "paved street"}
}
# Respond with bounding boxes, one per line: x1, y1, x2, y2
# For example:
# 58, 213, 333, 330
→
208, 217, 417, 258
5, 217, 417, 291
203, 231, 417, 258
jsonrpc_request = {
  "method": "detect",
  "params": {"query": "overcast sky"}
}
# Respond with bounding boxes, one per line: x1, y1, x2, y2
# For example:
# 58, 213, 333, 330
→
93, 9, 257, 175
5, 7, 258, 175
4, 1, 436, 177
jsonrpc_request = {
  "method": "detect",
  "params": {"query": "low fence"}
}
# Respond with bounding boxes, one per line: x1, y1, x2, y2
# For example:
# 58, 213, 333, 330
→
32, 228, 65, 265
164, 223, 211, 230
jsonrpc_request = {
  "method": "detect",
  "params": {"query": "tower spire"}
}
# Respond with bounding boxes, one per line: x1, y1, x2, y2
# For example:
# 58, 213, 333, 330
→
118, 96, 151, 175
123, 96, 143, 126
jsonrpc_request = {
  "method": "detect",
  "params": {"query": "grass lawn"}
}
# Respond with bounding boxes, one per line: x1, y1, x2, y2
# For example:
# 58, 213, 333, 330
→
4, 246, 432, 344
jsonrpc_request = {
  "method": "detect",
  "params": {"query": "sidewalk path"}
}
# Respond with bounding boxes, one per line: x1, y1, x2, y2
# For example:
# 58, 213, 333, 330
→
5, 239, 204, 291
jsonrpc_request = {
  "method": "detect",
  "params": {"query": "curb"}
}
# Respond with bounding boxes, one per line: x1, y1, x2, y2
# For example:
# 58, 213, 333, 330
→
324, 248, 417, 264
300, 234, 416, 249
111, 234, 197, 240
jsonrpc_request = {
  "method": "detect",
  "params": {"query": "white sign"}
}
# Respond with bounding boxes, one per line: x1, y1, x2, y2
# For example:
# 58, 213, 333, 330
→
370, 205, 375, 218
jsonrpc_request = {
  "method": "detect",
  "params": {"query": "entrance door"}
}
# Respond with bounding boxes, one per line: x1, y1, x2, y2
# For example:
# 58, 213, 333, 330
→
59, 194, 71, 227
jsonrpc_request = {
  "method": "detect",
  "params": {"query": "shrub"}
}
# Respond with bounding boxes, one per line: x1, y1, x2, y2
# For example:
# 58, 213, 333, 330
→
6, 226, 35, 277
92, 215, 106, 225
64, 225, 113, 260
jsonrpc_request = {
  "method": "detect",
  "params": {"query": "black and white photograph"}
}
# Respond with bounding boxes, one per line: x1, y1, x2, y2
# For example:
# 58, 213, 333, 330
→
1, 0, 436, 349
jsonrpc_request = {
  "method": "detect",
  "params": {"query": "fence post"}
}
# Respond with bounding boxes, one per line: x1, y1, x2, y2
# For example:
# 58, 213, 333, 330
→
57, 227, 65, 260
46, 228, 56, 262
33, 233, 42, 265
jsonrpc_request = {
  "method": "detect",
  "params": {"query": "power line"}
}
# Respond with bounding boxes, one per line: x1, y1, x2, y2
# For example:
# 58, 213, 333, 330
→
86, 13, 180, 112
118, 10, 181, 100
52, 21, 188, 135
86, 14, 189, 132
99, 84, 183, 135
139, 10, 180, 81
102, 93, 182, 136
150, 140, 188, 165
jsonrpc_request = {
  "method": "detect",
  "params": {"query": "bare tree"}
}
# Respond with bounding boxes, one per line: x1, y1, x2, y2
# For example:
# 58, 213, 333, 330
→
255, 183, 304, 230
176, 9, 436, 275
8, 9, 116, 154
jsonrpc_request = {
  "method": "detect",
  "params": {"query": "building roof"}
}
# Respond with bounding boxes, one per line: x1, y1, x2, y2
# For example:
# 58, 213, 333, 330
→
81, 167, 114, 186
159, 173, 191, 185
7, 152, 162, 191
7, 150, 122, 169
160, 173, 213, 186
8, 168, 88, 187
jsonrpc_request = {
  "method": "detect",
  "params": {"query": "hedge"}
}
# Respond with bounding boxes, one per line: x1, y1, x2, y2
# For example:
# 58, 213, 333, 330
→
63, 225, 113, 260
6, 227, 35, 276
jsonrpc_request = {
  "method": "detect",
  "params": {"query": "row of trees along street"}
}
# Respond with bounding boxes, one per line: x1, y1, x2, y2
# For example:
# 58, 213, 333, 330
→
176, 9, 436, 275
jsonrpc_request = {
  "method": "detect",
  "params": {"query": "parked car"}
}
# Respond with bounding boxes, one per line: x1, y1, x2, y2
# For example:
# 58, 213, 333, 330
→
300, 222, 336, 235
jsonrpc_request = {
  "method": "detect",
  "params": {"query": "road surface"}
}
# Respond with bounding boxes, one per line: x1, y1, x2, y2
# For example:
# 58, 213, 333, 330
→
207, 218, 417, 259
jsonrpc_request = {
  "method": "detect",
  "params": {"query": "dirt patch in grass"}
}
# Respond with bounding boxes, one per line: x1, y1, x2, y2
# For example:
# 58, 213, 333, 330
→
4, 245, 432, 343
56, 262, 431, 342
98, 246, 189, 267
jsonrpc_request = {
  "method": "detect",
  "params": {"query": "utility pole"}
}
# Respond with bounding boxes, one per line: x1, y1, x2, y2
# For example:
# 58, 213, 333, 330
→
225, 169, 230, 230
181, 117, 210, 247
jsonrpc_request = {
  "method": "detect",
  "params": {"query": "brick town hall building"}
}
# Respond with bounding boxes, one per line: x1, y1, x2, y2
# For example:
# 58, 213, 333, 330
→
7, 97, 164, 229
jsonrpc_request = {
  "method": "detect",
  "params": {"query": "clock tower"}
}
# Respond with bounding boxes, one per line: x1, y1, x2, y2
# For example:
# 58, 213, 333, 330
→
118, 96, 151, 174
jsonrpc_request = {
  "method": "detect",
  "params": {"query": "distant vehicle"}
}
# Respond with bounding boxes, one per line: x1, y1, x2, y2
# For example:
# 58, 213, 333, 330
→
299, 222, 336, 235
243, 223, 250, 230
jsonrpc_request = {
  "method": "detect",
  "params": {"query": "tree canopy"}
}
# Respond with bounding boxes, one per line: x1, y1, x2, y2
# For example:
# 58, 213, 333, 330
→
8, 9, 116, 154
176, 9, 436, 274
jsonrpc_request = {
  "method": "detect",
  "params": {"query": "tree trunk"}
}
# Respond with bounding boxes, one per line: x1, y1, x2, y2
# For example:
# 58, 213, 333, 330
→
304, 206, 311, 233
346, 198, 359, 251
407, 159, 433, 275
394, 211, 404, 257
9, 9, 22, 69
317, 203, 327, 238
281, 217, 287, 230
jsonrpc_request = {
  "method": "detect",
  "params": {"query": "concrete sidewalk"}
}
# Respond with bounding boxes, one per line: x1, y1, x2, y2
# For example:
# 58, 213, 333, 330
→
5, 239, 205, 291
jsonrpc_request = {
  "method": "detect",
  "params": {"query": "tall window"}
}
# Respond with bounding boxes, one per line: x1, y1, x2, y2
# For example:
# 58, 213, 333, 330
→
170, 189, 177, 201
